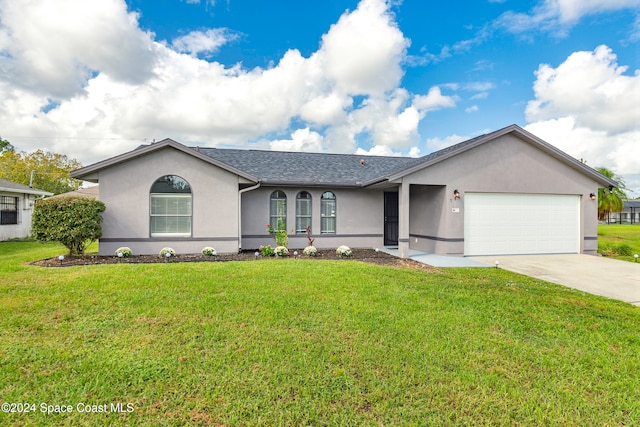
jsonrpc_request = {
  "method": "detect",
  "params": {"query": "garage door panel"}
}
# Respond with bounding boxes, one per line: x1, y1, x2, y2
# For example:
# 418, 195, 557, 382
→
464, 193, 580, 256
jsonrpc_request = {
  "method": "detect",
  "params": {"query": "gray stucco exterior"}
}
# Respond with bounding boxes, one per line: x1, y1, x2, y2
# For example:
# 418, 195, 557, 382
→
398, 133, 601, 256
241, 187, 384, 250
71, 125, 617, 257
85, 146, 248, 255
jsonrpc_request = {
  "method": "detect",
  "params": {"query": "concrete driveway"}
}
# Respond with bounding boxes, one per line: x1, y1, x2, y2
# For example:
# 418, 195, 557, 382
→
472, 254, 640, 306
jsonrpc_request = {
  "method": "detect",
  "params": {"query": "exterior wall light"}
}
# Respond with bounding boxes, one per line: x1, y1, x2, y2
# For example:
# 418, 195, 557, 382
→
453, 189, 460, 199
589, 193, 596, 200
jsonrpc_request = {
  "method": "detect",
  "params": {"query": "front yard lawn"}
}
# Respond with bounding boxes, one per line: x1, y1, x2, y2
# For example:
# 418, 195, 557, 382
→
598, 224, 640, 262
1, 241, 639, 426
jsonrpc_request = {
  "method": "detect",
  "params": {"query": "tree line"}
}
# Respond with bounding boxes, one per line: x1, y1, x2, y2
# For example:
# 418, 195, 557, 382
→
0, 137, 83, 195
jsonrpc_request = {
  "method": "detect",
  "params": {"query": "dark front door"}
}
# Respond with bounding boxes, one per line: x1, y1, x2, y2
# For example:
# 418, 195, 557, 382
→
384, 192, 399, 246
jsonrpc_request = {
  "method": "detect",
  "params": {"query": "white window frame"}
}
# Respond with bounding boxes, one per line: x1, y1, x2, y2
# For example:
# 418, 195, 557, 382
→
149, 176, 192, 237
320, 191, 336, 234
296, 191, 312, 234
270, 190, 287, 229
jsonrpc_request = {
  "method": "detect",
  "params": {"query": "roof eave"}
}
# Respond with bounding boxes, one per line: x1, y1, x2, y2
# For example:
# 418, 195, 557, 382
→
0, 186, 53, 196
258, 180, 365, 188
513, 126, 619, 188
385, 124, 619, 188
71, 139, 259, 183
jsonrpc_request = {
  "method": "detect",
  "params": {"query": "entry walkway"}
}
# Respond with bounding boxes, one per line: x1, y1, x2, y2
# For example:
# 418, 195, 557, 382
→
381, 248, 490, 268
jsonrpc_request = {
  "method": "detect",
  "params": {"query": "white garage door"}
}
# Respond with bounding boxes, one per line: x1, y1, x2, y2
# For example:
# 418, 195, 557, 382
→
464, 193, 580, 256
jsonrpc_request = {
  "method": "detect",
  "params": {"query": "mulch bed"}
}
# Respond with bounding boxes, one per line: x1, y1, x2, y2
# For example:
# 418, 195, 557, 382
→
31, 248, 437, 271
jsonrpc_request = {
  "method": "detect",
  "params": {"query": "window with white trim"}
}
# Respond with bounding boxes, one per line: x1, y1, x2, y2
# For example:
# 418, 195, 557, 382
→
320, 191, 336, 234
0, 196, 18, 225
296, 191, 312, 233
150, 175, 192, 237
270, 190, 287, 228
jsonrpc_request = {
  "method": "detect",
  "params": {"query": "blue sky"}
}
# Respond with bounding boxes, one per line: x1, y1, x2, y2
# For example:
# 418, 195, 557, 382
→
0, 0, 639, 194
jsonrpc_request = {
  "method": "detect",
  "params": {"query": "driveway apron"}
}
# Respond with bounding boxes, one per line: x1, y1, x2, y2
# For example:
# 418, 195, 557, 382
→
472, 254, 640, 306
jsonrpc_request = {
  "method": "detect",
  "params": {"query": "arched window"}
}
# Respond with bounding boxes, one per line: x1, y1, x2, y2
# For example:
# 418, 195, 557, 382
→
321, 191, 336, 234
150, 175, 192, 237
270, 190, 287, 229
296, 191, 312, 234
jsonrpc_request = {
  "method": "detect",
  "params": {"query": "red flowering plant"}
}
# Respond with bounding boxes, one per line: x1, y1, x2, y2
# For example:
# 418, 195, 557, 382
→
266, 219, 288, 247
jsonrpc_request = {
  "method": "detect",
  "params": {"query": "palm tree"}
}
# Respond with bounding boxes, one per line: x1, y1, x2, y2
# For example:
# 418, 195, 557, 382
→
596, 167, 627, 222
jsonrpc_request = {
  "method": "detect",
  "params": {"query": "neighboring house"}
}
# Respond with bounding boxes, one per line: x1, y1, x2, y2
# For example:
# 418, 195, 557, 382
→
607, 200, 640, 224
48, 185, 99, 200
71, 124, 617, 258
0, 178, 53, 241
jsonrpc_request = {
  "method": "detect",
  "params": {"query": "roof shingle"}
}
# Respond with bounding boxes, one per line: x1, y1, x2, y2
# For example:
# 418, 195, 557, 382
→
197, 148, 420, 186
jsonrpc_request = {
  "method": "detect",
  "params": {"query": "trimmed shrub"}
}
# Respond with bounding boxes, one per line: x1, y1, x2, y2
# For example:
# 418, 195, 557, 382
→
159, 247, 176, 257
275, 246, 289, 257
201, 247, 217, 256
303, 246, 317, 257
32, 196, 105, 256
115, 247, 132, 257
336, 245, 352, 257
259, 245, 275, 257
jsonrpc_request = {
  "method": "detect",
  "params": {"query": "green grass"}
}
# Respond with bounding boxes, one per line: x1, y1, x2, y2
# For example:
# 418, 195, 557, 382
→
598, 224, 640, 262
1, 241, 639, 426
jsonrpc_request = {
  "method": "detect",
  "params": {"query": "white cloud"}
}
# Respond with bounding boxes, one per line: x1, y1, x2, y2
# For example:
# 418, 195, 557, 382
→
496, 0, 640, 36
172, 29, 239, 56
0, 0, 156, 98
355, 144, 419, 157
269, 128, 324, 152
412, 86, 458, 112
438, 82, 493, 102
631, 14, 640, 42
299, 93, 352, 126
465, 105, 479, 113
0, 0, 453, 164
425, 134, 469, 152
525, 118, 640, 195
319, 0, 410, 96
525, 46, 640, 194
470, 92, 489, 100
549, 0, 640, 24
526, 45, 640, 134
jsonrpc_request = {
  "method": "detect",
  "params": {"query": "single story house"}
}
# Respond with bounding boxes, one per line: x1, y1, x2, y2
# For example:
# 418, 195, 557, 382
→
606, 200, 640, 224
71, 124, 617, 258
0, 178, 52, 241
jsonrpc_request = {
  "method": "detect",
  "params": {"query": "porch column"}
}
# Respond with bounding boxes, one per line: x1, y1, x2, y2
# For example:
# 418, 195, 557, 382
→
398, 182, 410, 258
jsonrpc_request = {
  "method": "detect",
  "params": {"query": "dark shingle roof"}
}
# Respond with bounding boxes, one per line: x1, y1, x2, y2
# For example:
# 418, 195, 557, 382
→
196, 131, 493, 186
71, 124, 618, 189
197, 148, 421, 186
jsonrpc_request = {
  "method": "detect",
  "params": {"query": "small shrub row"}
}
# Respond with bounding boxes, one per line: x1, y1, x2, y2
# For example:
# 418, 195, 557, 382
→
257, 245, 352, 258
114, 246, 218, 257
113, 244, 355, 258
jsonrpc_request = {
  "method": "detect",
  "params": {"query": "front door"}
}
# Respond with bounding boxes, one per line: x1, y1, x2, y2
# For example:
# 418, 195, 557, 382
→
384, 192, 399, 246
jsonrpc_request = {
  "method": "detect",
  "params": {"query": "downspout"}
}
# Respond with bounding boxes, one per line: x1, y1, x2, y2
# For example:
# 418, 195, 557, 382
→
238, 181, 261, 252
